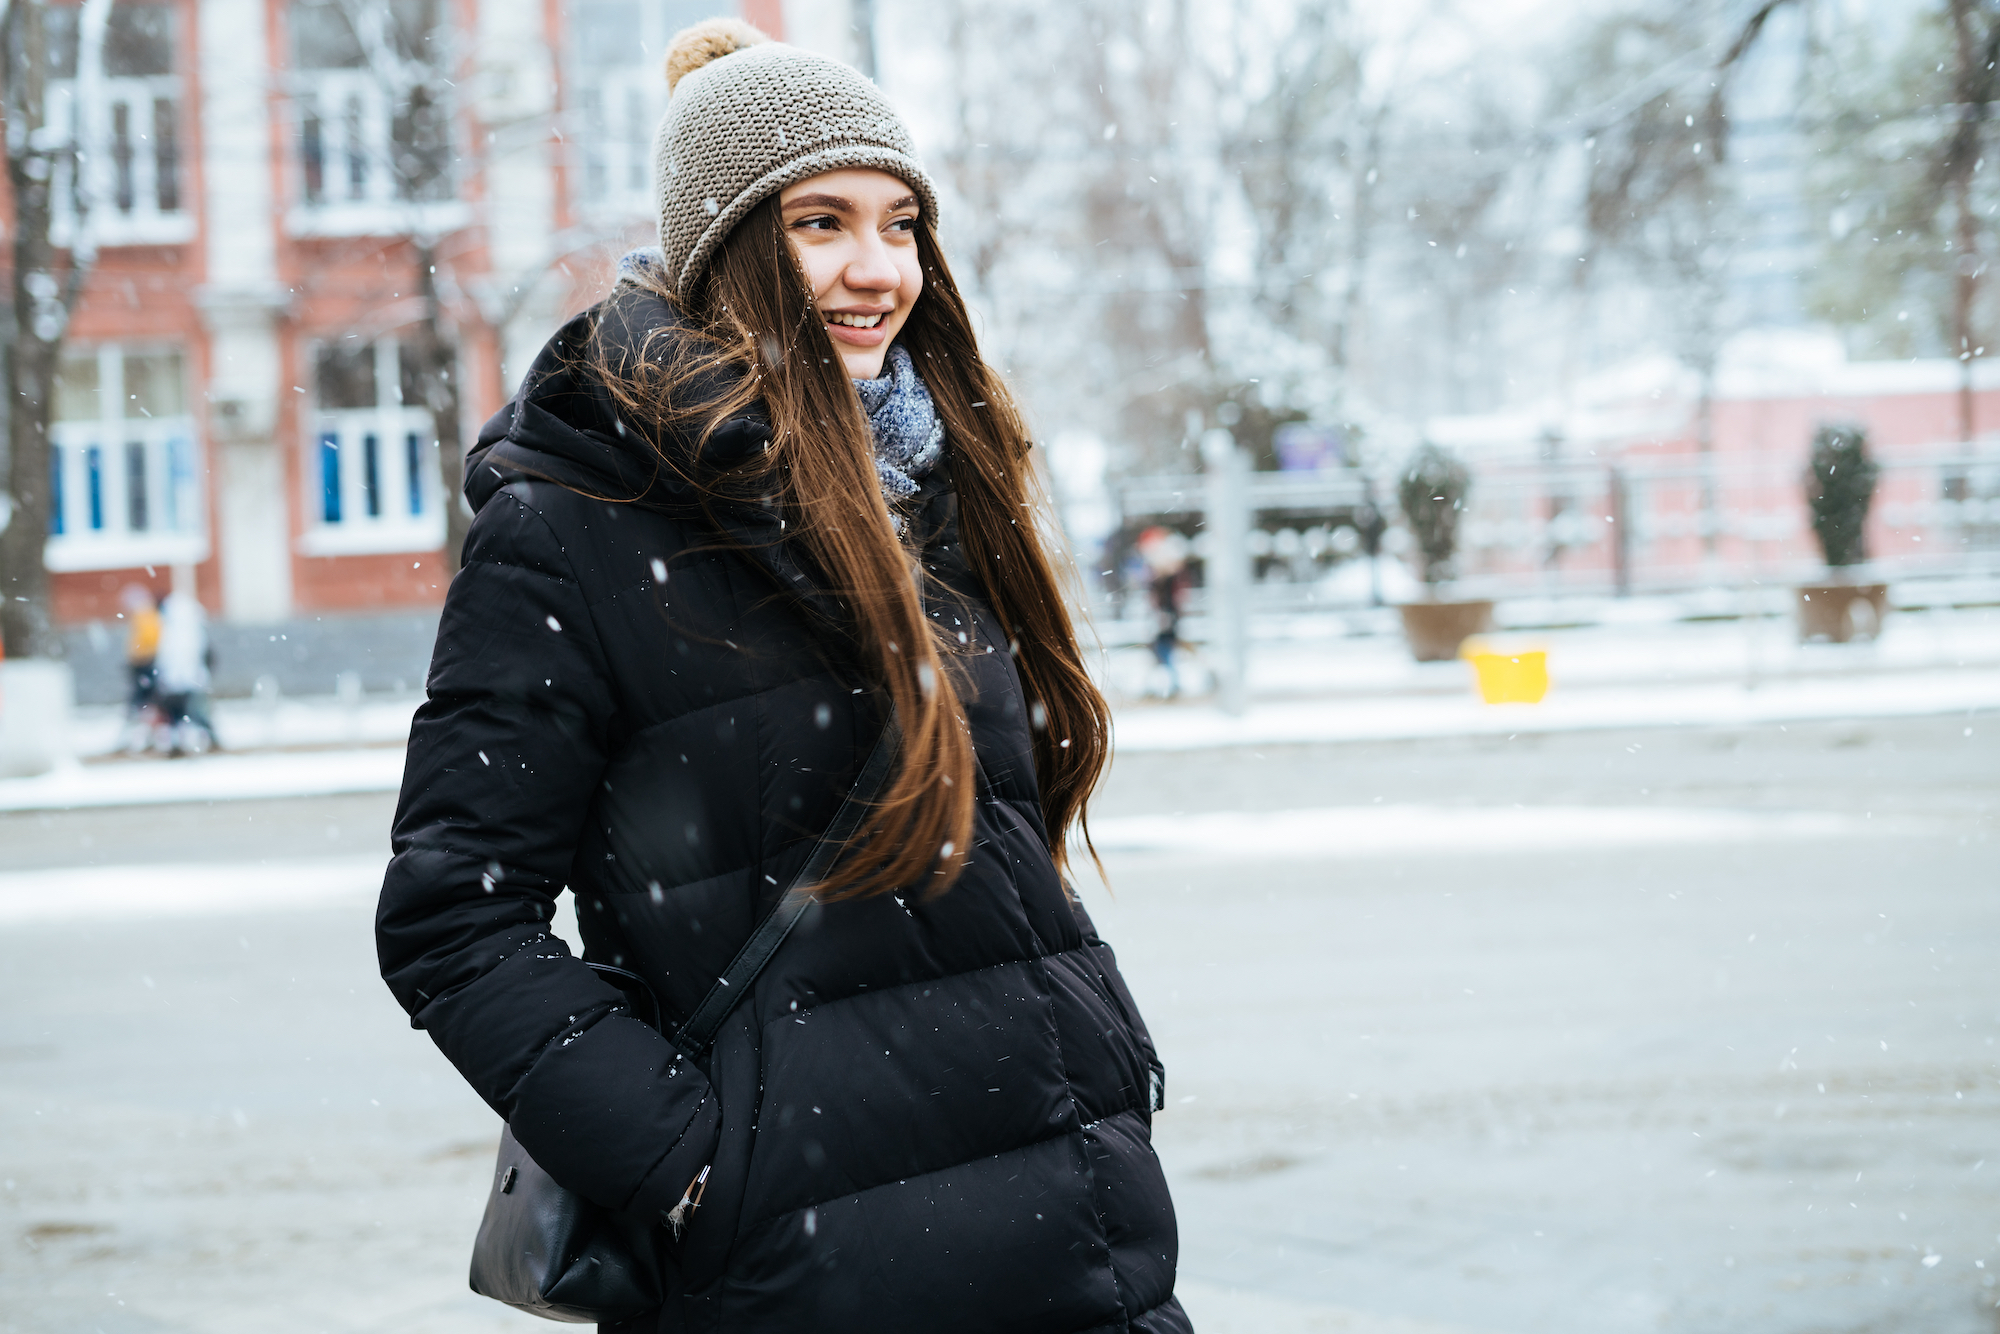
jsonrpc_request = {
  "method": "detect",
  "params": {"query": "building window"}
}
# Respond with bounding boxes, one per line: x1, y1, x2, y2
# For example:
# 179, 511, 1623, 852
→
568, 1, 732, 217
290, 0, 457, 227
301, 337, 444, 555
45, 345, 205, 572
45, 2, 190, 246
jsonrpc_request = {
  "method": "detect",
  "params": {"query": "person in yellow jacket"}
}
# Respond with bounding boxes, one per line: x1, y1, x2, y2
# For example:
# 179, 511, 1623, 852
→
120, 584, 163, 744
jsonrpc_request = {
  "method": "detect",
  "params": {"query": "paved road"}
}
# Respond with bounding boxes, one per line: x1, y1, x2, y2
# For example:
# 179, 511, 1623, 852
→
1, 714, 1994, 1332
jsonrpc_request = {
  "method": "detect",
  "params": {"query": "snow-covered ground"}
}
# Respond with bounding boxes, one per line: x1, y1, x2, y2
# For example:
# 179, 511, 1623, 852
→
10, 632, 1989, 816
5, 604, 1990, 814
0, 805, 1901, 926
1086, 803, 1931, 859
0, 746, 407, 813
0, 854, 391, 925
1111, 667, 1999, 751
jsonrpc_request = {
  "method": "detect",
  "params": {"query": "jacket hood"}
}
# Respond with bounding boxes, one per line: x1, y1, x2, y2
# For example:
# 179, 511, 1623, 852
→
466, 284, 770, 515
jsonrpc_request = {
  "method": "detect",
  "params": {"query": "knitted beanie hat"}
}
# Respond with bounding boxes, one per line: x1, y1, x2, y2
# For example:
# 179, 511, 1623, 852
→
652, 19, 940, 298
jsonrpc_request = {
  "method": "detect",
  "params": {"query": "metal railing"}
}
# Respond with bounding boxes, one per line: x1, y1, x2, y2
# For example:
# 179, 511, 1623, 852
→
1112, 445, 2000, 610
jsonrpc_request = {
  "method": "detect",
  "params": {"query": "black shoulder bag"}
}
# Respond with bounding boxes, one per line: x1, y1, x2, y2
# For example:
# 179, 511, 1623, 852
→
468, 718, 901, 1324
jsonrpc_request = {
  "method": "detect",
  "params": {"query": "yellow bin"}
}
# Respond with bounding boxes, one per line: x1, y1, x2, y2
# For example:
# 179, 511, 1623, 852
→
1461, 641, 1549, 704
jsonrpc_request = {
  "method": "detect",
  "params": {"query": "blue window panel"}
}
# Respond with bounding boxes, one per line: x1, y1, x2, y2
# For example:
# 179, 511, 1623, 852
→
85, 446, 104, 530
49, 446, 64, 536
362, 432, 381, 518
164, 436, 192, 531
320, 432, 342, 524
301, 107, 324, 205
405, 432, 423, 515
126, 441, 149, 532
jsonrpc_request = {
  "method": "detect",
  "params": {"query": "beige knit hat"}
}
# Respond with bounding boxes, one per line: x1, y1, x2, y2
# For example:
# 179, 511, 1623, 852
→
652, 20, 940, 297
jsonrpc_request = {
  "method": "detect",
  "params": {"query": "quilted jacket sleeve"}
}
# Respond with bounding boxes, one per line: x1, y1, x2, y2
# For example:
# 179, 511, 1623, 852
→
376, 482, 719, 1221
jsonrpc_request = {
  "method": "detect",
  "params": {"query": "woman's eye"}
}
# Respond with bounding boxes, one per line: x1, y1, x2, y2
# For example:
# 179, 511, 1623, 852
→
794, 215, 839, 232
889, 217, 917, 233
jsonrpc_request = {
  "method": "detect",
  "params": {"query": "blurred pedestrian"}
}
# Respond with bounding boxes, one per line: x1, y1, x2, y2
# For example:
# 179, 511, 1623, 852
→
118, 584, 163, 752
377, 20, 1181, 1333
1136, 525, 1191, 698
153, 590, 218, 756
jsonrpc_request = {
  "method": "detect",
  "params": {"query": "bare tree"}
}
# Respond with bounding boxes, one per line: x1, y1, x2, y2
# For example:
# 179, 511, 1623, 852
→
1225, 1, 1360, 349
1561, 0, 1794, 554
0, 0, 110, 659
1070, 0, 1222, 472
1809, 0, 2000, 445
924, 0, 1558, 475
933, 0, 1048, 342
1385, 82, 1530, 415
1939, 0, 2000, 441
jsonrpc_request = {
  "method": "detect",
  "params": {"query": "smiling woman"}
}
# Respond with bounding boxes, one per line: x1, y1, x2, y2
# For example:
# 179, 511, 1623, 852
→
375, 16, 1186, 1334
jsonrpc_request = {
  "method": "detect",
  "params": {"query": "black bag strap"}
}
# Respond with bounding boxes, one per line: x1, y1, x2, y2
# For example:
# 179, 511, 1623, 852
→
669, 711, 902, 1060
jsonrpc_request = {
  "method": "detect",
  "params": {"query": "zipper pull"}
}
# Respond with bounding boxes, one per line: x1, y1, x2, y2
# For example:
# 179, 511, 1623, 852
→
665, 1164, 710, 1238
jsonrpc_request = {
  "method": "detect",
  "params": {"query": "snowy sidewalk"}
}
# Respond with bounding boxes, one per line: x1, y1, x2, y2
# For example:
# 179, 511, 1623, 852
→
7, 605, 1994, 813
5, 662, 1991, 812
0, 746, 407, 812
1112, 665, 1997, 752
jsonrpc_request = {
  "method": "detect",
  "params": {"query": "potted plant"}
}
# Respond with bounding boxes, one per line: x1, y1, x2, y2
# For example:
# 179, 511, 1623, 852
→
1395, 443, 1492, 661
1799, 422, 1887, 643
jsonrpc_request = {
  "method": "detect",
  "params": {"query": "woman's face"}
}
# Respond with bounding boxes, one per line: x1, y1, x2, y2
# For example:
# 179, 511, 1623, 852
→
778, 168, 923, 380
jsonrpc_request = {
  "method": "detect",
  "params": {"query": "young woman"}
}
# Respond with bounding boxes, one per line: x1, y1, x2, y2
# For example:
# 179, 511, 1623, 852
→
376, 20, 1187, 1333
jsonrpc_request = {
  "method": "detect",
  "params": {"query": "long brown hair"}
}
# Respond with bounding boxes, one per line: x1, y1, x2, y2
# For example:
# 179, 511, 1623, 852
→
590, 194, 1109, 900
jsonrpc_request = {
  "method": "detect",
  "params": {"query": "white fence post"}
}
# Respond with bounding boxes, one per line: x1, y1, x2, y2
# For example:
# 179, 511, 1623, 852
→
1202, 429, 1251, 717
0, 660, 77, 778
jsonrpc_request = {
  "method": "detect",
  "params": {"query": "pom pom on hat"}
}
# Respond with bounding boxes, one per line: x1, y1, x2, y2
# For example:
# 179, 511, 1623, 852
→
663, 18, 770, 93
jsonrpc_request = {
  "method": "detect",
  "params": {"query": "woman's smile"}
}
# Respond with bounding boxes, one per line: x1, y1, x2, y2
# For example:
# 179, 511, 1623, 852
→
823, 308, 892, 343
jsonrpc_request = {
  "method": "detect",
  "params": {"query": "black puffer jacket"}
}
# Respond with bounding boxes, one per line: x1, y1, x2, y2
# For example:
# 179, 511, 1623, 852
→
377, 290, 1188, 1334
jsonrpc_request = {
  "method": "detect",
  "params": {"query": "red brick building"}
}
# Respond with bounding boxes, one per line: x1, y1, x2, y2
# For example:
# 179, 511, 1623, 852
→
21, 0, 792, 631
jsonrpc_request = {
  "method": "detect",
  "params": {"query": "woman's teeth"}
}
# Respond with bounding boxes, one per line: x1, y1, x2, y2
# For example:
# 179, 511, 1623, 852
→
825, 311, 885, 328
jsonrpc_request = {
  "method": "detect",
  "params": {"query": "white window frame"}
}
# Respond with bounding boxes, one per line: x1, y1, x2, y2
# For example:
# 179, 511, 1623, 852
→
571, 65, 660, 220
285, 62, 468, 236
44, 344, 207, 572
297, 336, 446, 556
565, 2, 733, 221
46, 72, 195, 247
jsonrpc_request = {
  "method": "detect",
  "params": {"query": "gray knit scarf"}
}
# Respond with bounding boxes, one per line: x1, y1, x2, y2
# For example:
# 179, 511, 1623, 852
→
853, 343, 945, 510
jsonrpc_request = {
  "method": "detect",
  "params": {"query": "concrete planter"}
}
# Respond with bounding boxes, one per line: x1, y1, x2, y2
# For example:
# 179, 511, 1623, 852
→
0, 659, 76, 777
1795, 582, 1888, 644
1398, 599, 1495, 663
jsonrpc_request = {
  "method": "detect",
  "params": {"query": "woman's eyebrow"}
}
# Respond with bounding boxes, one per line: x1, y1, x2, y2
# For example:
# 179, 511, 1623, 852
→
783, 193, 855, 212
782, 193, 919, 215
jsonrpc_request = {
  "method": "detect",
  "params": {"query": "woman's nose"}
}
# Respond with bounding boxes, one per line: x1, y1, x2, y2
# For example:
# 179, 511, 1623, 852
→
842, 235, 902, 294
